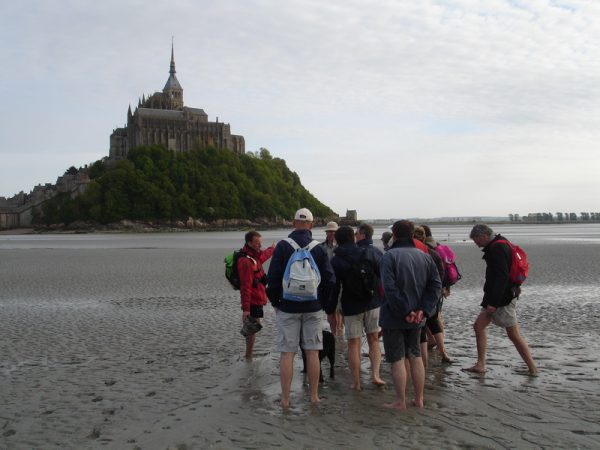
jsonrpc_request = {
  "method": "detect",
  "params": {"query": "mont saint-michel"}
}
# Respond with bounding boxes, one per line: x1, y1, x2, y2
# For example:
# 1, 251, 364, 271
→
109, 44, 245, 159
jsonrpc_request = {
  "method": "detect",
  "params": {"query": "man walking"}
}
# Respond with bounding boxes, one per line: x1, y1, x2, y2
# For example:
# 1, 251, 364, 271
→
466, 224, 537, 375
379, 220, 441, 410
266, 208, 336, 408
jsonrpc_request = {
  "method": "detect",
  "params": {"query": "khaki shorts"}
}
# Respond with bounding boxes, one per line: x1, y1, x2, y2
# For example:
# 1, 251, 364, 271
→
344, 307, 381, 340
276, 310, 323, 352
484, 300, 518, 328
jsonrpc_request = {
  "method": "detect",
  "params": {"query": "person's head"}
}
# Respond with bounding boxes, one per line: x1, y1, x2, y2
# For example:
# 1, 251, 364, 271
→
245, 230, 262, 252
335, 225, 355, 246
421, 224, 432, 238
391, 220, 415, 240
324, 221, 339, 243
355, 223, 373, 242
469, 223, 494, 248
293, 208, 314, 230
413, 226, 426, 242
381, 231, 393, 246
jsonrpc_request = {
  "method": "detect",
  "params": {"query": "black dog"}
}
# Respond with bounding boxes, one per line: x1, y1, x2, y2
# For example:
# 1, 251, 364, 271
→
301, 330, 335, 382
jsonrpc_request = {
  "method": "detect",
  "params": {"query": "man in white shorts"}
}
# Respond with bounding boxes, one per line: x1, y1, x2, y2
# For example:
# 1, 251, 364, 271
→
330, 225, 385, 390
266, 208, 336, 408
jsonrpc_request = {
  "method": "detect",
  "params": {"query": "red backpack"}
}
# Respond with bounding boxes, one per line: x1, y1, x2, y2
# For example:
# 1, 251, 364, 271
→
492, 239, 529, 285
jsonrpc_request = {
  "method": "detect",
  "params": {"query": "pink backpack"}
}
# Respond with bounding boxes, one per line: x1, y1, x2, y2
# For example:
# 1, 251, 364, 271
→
435, 244, 461, 286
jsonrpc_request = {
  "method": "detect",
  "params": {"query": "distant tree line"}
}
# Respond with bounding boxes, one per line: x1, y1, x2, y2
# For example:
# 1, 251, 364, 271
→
34, 145, 335, 225
509, 212, 600, 222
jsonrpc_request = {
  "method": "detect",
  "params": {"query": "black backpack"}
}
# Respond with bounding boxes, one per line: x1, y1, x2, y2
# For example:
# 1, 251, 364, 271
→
343, 248, 378, 301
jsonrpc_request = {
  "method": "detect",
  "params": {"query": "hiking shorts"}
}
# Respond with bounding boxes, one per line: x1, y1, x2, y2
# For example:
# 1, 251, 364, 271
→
276, 310, 323, 352
485, 300, 518, 328
250, 305, 264, 319
344, 307, 381, 340
382, 328, 421, 363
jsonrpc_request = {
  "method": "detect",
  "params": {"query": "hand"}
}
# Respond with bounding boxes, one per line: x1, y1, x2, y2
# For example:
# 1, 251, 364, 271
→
405, 311, 417, 324
271, 241, 276, 249
242, 311, 250, 323
414, 310, 424, 323
327, 313, 337, 336
485, 305, 497, 314
442, 287, 450, 298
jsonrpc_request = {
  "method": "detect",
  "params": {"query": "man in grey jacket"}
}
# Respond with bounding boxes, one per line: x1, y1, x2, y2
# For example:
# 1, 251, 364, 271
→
379, 220, 442, 410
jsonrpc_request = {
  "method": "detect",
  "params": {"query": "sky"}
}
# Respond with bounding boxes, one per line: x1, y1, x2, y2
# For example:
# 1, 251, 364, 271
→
1, 0, 599, 219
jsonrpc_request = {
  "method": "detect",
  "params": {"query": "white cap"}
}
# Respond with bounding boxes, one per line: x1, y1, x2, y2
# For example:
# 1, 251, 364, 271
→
294, 208, 314, 222
325, 221, 339, 232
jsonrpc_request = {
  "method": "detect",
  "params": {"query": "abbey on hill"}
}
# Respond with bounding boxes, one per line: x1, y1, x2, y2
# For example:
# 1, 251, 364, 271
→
109, 44, 245, 159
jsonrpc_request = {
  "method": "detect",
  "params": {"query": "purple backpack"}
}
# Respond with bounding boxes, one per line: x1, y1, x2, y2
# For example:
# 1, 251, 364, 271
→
435, 244, 461, 286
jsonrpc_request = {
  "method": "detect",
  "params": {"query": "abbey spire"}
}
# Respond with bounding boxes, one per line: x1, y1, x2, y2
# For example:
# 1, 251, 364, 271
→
163, 39, 183, 109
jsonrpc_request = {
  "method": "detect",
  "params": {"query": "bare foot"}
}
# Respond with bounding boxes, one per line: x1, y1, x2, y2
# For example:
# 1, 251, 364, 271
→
383, 401, 406, 410
280, 399, 290, 409
372, 378, 387, 386
310, 396, 323, 405
350, 383, 362, 391
412, 399, 424, 409
441, 355, 453, 364
463, 365, 486, 374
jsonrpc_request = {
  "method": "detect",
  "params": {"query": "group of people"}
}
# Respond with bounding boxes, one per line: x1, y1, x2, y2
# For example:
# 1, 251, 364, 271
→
236, 208, 537, 410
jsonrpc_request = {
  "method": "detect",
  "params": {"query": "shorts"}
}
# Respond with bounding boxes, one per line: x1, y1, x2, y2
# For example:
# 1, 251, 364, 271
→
484, 300, 518, 328
382, 328, 421, 363
344, 307, 381, 340
250, 305, 264, 319
276, 310, 323, 353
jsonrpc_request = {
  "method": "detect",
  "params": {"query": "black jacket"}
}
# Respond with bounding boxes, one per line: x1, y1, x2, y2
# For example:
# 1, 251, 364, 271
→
330, 241, 382, 316
481, 234, 515, 308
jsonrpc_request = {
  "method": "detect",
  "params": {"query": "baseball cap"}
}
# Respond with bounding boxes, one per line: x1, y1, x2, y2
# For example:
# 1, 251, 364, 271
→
294, 208, 314, 222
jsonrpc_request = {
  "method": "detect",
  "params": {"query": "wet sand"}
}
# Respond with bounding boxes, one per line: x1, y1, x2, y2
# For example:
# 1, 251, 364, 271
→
1, 229, 600, 449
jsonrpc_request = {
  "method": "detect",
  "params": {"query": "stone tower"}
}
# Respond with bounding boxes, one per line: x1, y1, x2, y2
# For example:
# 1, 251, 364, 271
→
163, 42, 183, 110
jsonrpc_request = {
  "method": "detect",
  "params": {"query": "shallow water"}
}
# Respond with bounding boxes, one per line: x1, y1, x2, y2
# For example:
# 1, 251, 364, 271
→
1, 224, 600, 449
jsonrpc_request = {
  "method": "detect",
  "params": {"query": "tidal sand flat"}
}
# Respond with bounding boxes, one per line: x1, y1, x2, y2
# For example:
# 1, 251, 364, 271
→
1, 225, 600, 449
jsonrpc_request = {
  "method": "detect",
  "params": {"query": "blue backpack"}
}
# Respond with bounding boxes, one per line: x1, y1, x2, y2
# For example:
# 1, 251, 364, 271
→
282, 238, 321, 301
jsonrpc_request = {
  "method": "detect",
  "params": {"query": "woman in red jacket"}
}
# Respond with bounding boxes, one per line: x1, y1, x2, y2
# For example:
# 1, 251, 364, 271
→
238, 230, 275, 359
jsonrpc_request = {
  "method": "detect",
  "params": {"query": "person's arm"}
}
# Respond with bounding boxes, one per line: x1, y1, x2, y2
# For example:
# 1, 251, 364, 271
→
258, 245, 275, 264
266, 242, 285, 309
238, 257, 254, 317
484, 244, 511, 308
381, 254, 412, 320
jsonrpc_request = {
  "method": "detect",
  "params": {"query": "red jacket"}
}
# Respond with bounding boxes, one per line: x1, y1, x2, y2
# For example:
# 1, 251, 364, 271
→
238, 244, 274, 312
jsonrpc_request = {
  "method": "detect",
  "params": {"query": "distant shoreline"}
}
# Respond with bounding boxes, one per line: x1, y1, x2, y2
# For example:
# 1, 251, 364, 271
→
2, 220, 598, 235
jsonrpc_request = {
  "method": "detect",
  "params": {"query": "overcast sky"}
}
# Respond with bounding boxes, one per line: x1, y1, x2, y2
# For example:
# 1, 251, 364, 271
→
1, 0, 599, 219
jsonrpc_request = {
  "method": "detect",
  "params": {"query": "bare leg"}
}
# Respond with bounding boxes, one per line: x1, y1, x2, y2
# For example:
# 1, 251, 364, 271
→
367, 332, 386, 385
408, 355, 426, 408
245, 333, 256, 359
466, 311, 492, 373
384, 359, 407, 410
347, 337, 362, 390
305, 349, 322, 404
506, 325, 538, 375
279, 352, 295, 408
420, 341, 428, 369
433, 332, 452, 363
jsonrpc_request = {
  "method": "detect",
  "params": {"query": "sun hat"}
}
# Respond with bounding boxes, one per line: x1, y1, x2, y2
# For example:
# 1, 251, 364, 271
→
294, 208, 314, 222
325, 221, 339, 232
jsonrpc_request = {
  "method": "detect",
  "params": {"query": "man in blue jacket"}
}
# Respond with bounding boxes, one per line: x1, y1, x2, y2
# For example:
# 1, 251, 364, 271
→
266, 208, 336, 408
332, 224, 385, 390
379, 220, 441, 410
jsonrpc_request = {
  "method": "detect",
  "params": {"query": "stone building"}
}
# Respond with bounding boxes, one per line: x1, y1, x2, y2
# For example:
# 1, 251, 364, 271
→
109, 44, 245, 159
0, 172, 90, 229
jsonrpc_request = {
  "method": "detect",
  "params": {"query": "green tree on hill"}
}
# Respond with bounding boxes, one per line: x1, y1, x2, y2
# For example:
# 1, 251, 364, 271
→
36, 145, 335, 225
